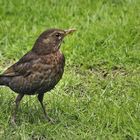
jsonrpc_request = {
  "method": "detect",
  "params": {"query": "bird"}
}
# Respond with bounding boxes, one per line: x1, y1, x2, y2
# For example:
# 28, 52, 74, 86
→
0, 28, 76, 123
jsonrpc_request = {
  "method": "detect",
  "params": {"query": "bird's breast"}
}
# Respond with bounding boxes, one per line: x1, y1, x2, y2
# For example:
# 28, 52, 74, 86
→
35, 51, 65, 93
45, 51, 65, 79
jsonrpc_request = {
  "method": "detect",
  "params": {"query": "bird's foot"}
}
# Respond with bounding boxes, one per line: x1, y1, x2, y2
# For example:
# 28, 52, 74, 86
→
45, 115, 55, 124
10, 116, 17, 126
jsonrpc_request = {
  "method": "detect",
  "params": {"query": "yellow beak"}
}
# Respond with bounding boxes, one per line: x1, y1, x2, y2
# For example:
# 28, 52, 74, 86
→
64, 29, 76, 35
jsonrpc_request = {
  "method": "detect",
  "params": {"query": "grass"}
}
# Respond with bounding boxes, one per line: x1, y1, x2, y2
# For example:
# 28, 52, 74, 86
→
0, 0, 140, 139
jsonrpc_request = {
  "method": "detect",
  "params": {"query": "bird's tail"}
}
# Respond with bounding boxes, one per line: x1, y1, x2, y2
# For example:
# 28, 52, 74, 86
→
0, 76, 10, 86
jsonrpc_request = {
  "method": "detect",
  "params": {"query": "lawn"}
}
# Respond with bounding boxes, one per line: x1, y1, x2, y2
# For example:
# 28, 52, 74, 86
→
0, 0, 140, 139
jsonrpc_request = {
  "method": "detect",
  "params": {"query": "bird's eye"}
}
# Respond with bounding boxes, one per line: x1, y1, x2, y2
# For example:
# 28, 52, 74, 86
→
55, 33, 61, 37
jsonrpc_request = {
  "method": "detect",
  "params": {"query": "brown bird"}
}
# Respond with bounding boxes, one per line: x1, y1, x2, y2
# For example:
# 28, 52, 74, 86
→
0, 28, 76, 123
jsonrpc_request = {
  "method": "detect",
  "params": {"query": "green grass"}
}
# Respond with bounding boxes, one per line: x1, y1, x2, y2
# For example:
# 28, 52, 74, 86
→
0, 0, 140, 139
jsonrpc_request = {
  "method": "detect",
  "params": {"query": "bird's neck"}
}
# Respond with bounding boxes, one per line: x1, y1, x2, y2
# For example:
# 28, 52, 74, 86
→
32, 41, 59, 55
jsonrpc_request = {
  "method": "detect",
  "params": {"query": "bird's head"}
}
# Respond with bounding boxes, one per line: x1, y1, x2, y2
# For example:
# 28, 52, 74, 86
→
33, 28, 76, 54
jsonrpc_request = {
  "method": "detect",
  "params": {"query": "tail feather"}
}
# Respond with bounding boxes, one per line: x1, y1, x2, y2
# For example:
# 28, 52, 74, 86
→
0, 76, 10, 86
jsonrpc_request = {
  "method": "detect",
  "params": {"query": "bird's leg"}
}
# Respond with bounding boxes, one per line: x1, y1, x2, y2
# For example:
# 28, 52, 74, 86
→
37, 93, 53, 123
11, 94, 24, 124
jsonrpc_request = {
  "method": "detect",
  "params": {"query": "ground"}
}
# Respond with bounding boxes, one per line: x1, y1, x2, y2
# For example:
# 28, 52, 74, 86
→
0, 0, 140, 139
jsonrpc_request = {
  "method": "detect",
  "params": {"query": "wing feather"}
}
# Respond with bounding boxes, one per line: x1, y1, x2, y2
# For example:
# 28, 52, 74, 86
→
1, 51, 36, 77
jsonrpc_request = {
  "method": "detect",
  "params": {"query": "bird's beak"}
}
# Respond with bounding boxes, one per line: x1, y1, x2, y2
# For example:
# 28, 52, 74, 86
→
64, 29, 76, 36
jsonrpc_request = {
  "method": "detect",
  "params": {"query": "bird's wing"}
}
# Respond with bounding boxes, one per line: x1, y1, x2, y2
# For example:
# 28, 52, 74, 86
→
1, 51, 37, 77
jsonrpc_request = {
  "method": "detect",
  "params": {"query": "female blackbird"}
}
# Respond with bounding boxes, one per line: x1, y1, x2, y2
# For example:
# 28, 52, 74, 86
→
0, 28, 76, 123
